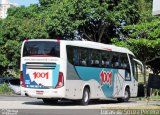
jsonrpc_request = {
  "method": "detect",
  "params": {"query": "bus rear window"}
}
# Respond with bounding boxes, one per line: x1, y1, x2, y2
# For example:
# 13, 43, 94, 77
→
23, 41, 60, 57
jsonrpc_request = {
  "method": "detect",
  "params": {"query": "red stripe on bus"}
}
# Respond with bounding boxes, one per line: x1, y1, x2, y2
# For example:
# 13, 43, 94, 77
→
103, 48, 112, 51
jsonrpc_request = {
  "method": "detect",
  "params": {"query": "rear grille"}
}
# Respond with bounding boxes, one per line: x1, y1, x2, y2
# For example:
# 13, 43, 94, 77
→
26, 63, 56, 69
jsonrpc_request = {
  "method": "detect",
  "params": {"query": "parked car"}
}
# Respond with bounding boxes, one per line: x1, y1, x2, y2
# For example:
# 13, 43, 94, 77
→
0, 77, 20, 95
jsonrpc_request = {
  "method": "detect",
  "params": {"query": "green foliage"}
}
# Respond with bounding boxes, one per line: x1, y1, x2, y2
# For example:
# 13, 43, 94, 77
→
39, 0, 55, 6
112, 36, 160, 75
112, 0, 160, 75
0, 83, 13, 95
0, 0, 158, 76
150, 96, 160, 99
124, 19, 160, 40
112, 38, 160, 61
0, 5, 49, 75
38, 0, 143, 42
7, 5, 39, 19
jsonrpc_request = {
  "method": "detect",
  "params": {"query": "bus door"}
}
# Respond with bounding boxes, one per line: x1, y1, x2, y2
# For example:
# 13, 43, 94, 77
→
131, 58, 144, 96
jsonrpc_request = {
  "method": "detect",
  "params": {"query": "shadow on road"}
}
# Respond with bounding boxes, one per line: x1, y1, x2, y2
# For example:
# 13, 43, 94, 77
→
23, 99, 136, 106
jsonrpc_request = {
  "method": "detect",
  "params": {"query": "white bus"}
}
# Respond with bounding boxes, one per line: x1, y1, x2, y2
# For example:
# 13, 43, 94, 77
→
20, 39, 143, 105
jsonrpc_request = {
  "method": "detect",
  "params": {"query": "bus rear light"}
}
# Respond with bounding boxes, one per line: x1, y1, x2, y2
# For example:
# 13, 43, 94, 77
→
20, 71, 26, 87
55, 72, 64, 89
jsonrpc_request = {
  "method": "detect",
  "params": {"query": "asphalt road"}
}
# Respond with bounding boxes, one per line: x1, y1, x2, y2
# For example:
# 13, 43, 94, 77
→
0, 95, 160, 115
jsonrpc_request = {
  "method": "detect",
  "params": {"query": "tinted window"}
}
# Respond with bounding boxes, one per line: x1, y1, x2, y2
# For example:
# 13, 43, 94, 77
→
120, 53, 130, 72
129, 55, 137, 80
66, 45, 131, 70
79, 48, 88, 66
73, 48, 79, 65
67, 46, 90, 67
67, 46, 74, 64
90, 50, 101, 67
101, 51, 111, 67
111, 52, 119, 68
23, 41, 60, 57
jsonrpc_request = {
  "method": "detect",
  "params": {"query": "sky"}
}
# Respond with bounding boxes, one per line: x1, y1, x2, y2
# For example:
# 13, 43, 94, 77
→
0, 0, 39, 6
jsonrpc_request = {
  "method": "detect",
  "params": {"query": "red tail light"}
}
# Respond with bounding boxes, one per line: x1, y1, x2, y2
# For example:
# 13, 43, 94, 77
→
20, 71, 26, 87
55, 72, 64, 88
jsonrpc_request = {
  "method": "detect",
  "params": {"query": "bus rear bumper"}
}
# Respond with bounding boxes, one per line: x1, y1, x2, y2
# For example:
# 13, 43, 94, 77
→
20, 87, 65, 98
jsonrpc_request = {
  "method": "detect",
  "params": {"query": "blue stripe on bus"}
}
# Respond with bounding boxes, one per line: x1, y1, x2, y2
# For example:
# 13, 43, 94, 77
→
75, 66, 118, 97
23, 64, 39, 88
22, 64, 60, 89
53, 65, 60, 87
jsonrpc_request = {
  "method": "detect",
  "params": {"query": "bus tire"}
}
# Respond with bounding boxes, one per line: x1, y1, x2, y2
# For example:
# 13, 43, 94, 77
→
42, 99, 57, 104
80, 88, 90, 105
117, 88, 130, 102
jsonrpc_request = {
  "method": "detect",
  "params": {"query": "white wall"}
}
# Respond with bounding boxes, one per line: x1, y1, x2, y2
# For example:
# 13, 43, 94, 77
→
153, 0, 160, 16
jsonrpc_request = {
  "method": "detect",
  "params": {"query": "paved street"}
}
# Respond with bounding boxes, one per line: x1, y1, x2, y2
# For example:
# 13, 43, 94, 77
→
0, 95, 160, 115
0, 96, 147, 109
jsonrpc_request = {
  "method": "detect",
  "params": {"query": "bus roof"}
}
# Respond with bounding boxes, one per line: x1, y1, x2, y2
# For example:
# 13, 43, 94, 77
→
24, 39, 134, 56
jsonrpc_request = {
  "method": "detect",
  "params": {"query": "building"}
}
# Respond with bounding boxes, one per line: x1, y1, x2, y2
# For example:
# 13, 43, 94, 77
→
152, 0, 160, 16
0, 0, 17, 19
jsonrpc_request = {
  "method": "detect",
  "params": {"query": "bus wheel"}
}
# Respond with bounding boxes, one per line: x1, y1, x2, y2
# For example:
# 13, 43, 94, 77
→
42, 99, 57, 104
80, 88, 90, 105
117, 88, 130, 102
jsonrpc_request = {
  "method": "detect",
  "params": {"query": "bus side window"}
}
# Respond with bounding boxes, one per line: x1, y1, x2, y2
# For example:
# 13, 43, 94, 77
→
90, 50, 101, 67
73, 48, 79, 66
111, 53, 119, 68
67, 46, 74, 65
121, 54, 130, 73
101, 51, 111, 68
119, 54, 125, 69
79, 48, 88, 66
129, 55, 137, 80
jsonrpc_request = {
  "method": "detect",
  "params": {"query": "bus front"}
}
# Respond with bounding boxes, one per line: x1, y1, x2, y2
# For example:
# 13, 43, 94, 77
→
20, 39, 65, 101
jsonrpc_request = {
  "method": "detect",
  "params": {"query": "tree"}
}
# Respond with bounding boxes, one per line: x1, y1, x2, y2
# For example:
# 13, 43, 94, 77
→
39, 0, 142, 42
112, 38, 160, 73
39, 0, 55, 6
111, 0, 160, 75
0, 5, 48, 75
110, 0, 160, 98
0, 0, 152, 76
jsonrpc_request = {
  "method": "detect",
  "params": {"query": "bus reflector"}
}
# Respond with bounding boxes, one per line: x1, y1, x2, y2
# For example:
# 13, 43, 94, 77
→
20, 71, 26, 87
55, 72, 64, 88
